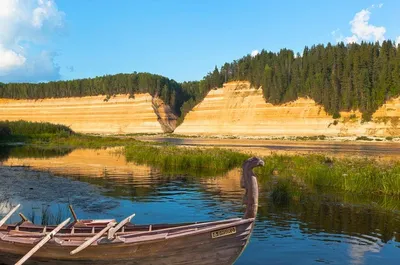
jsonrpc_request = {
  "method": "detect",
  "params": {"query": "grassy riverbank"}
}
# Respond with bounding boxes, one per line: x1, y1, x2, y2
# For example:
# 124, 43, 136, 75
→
125, 143, 247, 175
1, 121, 400, 196
125, 144, 400, 196
0, 120, 140, 148
256, 155, 400, 196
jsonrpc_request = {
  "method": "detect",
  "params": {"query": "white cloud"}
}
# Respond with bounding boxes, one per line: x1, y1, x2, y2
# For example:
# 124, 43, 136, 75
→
32, 0, 64, 29
344, 35, 359, 43
0, 51, 61, 82
0, 44, 26, 71
331, 28, 344, 43
333, 5, 387, 44
0, 0, 65, 82
347, 8, 386, 43
396, 36, 400, 46
251, 50, 259, 57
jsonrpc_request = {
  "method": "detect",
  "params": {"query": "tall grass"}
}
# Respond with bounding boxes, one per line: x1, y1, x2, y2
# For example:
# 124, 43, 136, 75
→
0, 120, 74, 144
0, 120, 140, 148
0, 120, 73, 136
28, 205, 70, 225
125, 143, 248, 176
271, 179, 292, 205
255, 154, 400, 196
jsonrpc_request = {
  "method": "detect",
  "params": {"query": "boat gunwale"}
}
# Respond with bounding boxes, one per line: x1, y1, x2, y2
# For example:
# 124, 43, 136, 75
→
0, 217, 243, 236
0, 218, 253, 246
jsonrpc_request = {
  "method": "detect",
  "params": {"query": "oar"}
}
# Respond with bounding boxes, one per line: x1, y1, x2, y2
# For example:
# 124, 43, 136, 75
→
70, 221, 116, 255
15, 218, 71, 265
107, 213, 135, 240
19, 213, 29, 222
68, 205, 78, 223
0, 204, 20, 227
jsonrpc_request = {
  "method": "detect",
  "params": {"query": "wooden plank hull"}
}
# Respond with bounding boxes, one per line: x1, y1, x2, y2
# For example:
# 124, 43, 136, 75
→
0, 219, 254, 265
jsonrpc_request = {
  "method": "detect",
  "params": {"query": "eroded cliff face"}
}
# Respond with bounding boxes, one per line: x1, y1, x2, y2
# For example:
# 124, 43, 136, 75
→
1, 82, 399, 137
175, 81, 400, 137
339, 98, 400, 136
0, 94, 177, 134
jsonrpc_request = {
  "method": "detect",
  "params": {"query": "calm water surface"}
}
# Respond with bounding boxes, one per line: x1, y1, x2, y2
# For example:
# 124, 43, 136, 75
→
139, 137, 400, 158
0, 147, 399, 265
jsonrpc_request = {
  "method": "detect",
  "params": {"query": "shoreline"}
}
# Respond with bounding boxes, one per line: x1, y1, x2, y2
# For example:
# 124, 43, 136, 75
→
135, 136, 400, 159
100, 132, 400, 143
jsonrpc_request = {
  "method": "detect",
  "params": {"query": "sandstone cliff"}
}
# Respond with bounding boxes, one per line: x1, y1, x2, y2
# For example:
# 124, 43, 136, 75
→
0, 94, 177, 134
175, 81, 400, 137
1, 82, 399, 137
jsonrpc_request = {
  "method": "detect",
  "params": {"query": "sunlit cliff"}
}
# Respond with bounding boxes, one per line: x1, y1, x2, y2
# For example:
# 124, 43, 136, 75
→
175, 81, 400, 137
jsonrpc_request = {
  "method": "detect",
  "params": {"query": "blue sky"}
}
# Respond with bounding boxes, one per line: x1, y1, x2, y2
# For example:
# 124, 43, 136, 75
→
0, 0, 399, 83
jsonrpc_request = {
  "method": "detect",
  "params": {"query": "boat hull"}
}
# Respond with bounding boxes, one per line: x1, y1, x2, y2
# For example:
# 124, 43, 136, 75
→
0, 219, 254, 265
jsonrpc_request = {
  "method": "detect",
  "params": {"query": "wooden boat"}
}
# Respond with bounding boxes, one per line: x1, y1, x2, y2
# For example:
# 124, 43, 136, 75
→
0, 157, 264, 265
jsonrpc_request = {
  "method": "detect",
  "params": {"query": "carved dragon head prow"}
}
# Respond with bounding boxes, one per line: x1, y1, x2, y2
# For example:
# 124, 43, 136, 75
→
241, 157, 264, 219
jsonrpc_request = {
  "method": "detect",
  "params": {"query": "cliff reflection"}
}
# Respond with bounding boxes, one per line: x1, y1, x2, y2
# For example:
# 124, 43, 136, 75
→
1, 147, 399, 250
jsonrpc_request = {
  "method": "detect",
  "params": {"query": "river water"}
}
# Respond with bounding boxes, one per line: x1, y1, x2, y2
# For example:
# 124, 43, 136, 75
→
0, 146, 399, 265
138, 137, 400, 158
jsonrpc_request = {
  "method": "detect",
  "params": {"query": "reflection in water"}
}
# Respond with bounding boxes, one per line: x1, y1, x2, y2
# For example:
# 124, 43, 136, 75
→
0, 145, 73, 162
0, 147, 400, 264
3, 147, 152, 177
0, 202, 12, 215
349, 243, 381, 265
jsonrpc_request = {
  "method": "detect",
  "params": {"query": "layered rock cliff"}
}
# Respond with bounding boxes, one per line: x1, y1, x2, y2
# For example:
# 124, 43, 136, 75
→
0, 94, 177, 134
175, 81, 400, 137
1, 81, 399, 137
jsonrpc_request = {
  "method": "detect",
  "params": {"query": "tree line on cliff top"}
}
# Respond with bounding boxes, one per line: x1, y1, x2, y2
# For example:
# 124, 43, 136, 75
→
0, 73, 189, 117
0, 40, 399, 120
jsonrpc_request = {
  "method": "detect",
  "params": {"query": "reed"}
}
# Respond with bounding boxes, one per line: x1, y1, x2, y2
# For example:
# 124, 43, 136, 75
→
28, 205, 70, 226
125, 143, 248, 176
255, 154, 400, 196
271, 179, 292, 205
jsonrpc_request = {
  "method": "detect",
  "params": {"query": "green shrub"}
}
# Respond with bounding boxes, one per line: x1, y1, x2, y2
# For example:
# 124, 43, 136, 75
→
0, 120, 73, 136
0, 125, 11, 137
356, 136, 373, 141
